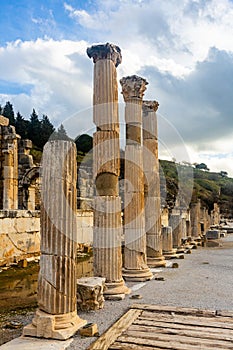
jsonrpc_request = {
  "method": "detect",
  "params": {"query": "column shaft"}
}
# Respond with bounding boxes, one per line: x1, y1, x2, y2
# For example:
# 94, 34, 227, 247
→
143, 100, 165, 267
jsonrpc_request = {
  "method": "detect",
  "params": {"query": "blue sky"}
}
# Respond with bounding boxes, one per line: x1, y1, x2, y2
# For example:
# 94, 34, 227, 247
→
0, 0, 233, 175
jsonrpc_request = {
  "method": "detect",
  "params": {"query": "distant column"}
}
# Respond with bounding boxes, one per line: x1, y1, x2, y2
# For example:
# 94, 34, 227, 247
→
162, 226, 177, 258
190, 200, 201, 239
23, 141, 86, 339
87, 43, 129, 299
169, 208, 184, 252
142, 100, 165, 267
120, 75, 153, 281
2, 126, 19, 209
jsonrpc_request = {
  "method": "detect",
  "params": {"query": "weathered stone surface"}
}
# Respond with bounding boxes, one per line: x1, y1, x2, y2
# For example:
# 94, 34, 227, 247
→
23, 140, 86, 339
87, 42, 122, 67
121, 75, 152, 281
88, 42, 129, 299
0, 115, 9, 126
93, 130, 120, 178
0, 336, 73, 350
169, 213, 183, 249
77, 277, 105, 311
143, 100, 165, 267
162, 226, 177, 258
190, 201, 202, 238
120, 75, 148, 101
0, 210, 40, 266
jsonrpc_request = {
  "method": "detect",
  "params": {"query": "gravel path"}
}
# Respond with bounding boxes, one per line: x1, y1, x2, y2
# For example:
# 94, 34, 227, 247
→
69, 234, 233, 349
1, 234, 233, 349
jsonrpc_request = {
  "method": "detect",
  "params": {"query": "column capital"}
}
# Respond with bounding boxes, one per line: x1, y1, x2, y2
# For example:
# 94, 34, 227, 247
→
143, 100, 159, 112
120, 75, 148, 101
87, 42, 122, 67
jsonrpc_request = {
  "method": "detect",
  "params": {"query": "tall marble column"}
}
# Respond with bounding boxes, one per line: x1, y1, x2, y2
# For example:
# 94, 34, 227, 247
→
162, 226, 177, 258
87, 43, 129, 299
23, 140, 86, 339
120, 75, 153, 281
142, 100, 165, 267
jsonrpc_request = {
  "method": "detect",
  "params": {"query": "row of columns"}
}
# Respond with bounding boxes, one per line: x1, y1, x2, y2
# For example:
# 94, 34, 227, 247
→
23, 42, 220, 341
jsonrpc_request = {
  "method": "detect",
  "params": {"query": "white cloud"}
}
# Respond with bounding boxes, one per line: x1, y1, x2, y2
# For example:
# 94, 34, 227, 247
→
0, 39, 93, 130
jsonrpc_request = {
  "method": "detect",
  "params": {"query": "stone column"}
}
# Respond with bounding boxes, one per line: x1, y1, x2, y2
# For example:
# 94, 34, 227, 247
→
87, 43, 129, 299
142, 100, 165, 267
190, 200, 201, 240
23, 140, 86, 340
120, 75, 153, 281
169, 208, 184, 252
2, 126, 20, 210
162, 226, 177, 258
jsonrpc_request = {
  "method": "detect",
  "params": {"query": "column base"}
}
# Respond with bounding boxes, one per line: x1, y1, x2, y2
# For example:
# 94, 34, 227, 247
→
122, 267, 153, 282
23, 309, 86, 340
163, 249, 184, 259
147, 255, 166, 268
104, 279, 131, 300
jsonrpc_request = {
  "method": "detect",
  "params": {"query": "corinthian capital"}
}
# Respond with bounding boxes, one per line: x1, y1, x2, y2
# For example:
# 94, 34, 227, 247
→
87, 42, 122, 67
120, 75, 148, 101
143, 100, 159, 112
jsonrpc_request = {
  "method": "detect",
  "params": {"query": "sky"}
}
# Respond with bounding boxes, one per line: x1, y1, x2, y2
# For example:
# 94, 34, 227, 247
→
0, 0, 233, 175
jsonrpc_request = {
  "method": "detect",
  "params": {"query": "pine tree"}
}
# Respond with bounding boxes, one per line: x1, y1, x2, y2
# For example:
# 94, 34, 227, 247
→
2, 101, 15, 125
28, 109, 41, 149
15, 112, 29, 139
53, 124, 71, 141
39, 114, 55, 148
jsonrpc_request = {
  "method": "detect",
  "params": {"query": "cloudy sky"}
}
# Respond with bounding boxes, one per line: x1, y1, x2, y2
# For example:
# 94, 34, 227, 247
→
0, 0, 233, 175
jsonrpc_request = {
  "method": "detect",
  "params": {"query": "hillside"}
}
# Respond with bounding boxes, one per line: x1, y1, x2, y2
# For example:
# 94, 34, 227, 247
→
159, 159, 233, 217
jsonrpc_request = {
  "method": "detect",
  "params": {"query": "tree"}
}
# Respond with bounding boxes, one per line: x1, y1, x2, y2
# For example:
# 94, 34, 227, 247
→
195, 163, 209, 171
39, 114, 55, 148
52, 124, 71, 141
2, 101, 15, 125
75, 134, 93, 154
28, 109, 41, 149
15, 112, 29, 139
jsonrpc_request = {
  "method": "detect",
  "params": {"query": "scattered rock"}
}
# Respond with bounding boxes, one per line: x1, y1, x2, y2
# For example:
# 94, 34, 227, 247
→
172, 263, 179, 268
4, 321, 23, 329
79, 323, 98, 337
154, 276, 165, 281
130, 294, 142, 299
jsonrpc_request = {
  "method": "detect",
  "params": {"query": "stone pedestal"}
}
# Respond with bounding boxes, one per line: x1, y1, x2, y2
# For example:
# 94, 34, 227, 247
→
87, 43, 129, 298
142, 101, 165, 268
162, 226, 177, 259
120, 75, 153, 281
23, 141, 86, 340
77, 277, 105, 311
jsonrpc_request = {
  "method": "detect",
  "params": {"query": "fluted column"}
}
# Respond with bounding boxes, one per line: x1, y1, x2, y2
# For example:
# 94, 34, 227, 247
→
142, 100, 165, 267
120, 75, 152, 281
87, 43, 129, 299
23, 141, 86, 340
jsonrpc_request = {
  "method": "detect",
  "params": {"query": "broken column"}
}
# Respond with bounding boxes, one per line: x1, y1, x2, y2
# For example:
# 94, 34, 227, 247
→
142, 100, 165, 267
23, 140, 86, 339
0, 118, 20, 210
120, 75, 153, 281
87, 43, 129, 299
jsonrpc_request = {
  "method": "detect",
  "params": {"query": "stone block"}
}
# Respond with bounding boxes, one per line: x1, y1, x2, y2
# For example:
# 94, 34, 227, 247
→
0, 115, 9, 126
205, 229, 220, 240
77, 277, 105, 311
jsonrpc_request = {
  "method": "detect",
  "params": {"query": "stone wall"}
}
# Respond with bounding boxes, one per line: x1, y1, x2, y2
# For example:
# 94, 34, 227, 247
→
0, 210, 94, 266
0, 210, 40, 266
